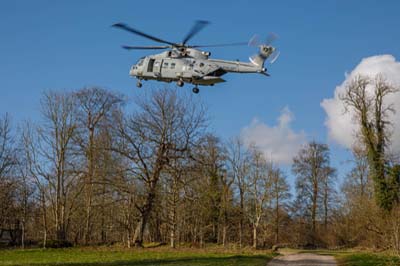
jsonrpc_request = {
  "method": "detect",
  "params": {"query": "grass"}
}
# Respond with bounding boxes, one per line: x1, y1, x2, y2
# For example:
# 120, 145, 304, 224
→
298, 249, 400, 266
336, 252, 400, 266
0, 246, 276, 266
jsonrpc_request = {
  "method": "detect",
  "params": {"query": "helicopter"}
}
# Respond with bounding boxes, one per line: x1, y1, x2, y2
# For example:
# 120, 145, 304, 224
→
113, 21, 279, 94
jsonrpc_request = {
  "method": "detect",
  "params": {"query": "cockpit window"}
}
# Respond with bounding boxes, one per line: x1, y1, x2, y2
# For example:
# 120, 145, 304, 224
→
137, 58, 144, 66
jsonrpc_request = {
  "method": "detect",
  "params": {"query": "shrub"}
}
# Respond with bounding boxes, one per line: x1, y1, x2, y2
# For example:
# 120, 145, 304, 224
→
39, 239, 73, 248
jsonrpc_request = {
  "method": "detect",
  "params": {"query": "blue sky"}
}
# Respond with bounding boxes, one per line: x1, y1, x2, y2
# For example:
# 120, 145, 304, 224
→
1, 1, 400, 184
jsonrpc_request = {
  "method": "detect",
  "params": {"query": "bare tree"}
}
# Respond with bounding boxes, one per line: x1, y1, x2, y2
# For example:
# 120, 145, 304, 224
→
292, 141, 334, 245
74, 87, 124, 244
23, 91, 81, 241
113, 89, 206, 247
344, 146, 371, 198
21, 123, 48, 247
219, 168, 233, 247
164, 155, 193, 248
227, 137, 250, 248
165, 165, 181, 248
270, 168, 290, 244
321, 166, 336, 230
0, 114, 18, 231
15, 149, 35, 249
0, 114, 16, 179
247, 146, 272, 248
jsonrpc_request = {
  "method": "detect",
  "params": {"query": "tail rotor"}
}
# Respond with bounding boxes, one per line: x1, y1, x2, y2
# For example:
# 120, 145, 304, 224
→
249, 33, 280, 66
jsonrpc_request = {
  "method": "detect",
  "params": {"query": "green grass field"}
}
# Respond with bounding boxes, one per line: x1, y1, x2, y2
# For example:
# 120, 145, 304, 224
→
0, 247, 275, 266
2, 247, 399, 266
301, 249, 400, 266
337, 252, 400, 266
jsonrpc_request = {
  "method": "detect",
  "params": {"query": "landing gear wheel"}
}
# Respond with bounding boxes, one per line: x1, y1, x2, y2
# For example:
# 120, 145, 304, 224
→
192, 87, 200, 94
177, 80, 184, 87
136, 81, 142, 88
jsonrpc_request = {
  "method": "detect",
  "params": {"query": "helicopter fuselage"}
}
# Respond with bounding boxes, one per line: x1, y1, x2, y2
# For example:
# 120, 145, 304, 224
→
129, 48, 267, 86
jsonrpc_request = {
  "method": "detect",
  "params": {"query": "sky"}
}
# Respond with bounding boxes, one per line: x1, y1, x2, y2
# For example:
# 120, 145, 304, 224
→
1, 0, 400, 186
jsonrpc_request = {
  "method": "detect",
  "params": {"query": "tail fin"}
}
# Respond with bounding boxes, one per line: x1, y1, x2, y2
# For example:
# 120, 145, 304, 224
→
249, 45, 275, 67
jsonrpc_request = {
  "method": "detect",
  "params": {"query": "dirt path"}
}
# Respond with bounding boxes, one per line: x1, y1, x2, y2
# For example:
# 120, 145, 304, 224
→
267, 252, 337, 266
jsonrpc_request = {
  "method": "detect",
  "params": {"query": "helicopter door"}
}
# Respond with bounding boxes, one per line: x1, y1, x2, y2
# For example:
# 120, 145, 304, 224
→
147, 59, 155, 72
153, 59, 162, 77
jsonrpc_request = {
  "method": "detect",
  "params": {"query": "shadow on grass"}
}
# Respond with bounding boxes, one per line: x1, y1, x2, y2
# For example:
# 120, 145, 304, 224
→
17, 255, 269, 266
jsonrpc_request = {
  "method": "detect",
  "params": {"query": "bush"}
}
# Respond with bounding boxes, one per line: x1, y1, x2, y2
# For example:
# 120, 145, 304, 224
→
39, 239, 73, 248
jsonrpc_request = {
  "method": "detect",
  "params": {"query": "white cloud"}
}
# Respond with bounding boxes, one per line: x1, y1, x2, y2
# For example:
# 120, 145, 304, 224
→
241, 107, 307, 164
321, 55, 400, 153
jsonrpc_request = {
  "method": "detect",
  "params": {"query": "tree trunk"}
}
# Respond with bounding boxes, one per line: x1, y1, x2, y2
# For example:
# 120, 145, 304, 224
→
200, 227, 204, 248
84, 126, 94, 244
84, 195, 92, 243
324, 184, 328, 230
312, 176, 318, 244
170, 228, 176, 248
41, 191, 47, 248
132, 189, 156, 247
21, 185, 27, 249
169, 198, 177, 248
275, 197, 279, 244
126, 229, 131, 248
133, 216, 145, 247
222, 224, 227, 247
253, 224, 257, 248
21, 222, 25, 249
239, 189, 244, 249
101, 183, 106, 243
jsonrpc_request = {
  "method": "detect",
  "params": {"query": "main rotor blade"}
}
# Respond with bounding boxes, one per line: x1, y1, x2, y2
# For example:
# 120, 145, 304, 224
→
182, 20, 210, 45
122, 45, 170, 50
191, 41, 248, 48
265, 32, 278, 45
248, 33, 278, 47
113, 23, 177, 46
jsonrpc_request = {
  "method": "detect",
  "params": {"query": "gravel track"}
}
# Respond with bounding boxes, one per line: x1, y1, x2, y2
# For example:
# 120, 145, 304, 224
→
267, 252, 337, 266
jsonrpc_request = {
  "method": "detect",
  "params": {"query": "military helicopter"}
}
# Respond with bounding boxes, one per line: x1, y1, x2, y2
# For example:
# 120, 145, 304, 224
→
113, 21, 279, 94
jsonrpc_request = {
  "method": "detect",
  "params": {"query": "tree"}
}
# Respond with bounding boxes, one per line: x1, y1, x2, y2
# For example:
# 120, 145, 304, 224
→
270, 168, 290, 244
191, 135, 226, 244
74, 87, 124, 243
0, 114, 16, 179
161, 151, 192, 248
113, 90, 206, 247
15, 147, 35, 248
321, 166, 336, 230
165, 161, 183, 248
340, 75, 399, 210
0, 114, 18, 231
292, 141, 335, 245
219, 166, 233, 247
23, 91, 80, 241
343, 146, 371, 198
247, 146, 272, 248
227, 137, 250, 248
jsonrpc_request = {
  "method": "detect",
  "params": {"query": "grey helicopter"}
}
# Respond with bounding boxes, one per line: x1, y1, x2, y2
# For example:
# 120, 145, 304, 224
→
113, 20, 279, 94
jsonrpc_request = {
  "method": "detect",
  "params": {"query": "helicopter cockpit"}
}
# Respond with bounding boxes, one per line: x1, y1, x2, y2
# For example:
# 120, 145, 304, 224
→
135, 57, 145, 68
130, 57, 145, 76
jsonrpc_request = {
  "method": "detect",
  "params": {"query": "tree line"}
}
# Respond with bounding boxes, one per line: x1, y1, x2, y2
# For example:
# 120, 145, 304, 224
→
0, 75, 399, 252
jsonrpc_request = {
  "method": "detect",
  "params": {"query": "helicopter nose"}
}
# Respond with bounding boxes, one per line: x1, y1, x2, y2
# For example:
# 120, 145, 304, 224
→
130, 65, 137, 76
